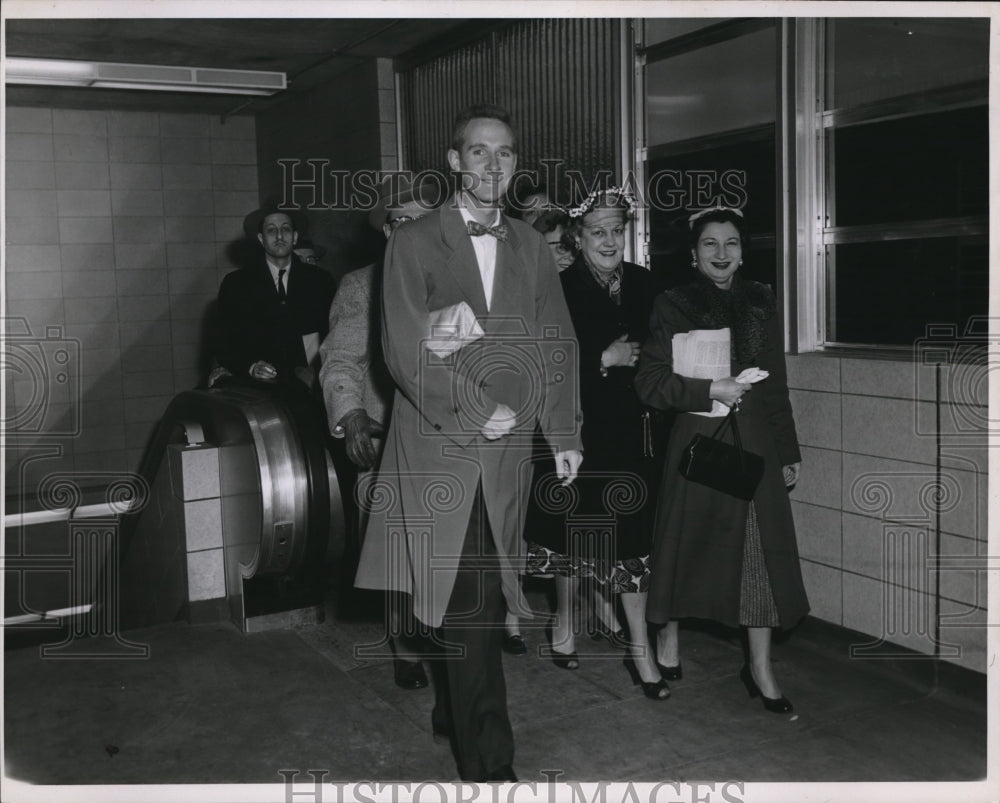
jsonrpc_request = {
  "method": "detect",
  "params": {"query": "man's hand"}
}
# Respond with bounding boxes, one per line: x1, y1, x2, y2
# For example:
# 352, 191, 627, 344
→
341, 409, 382, 469
249, 360, 278, 382
482, 403, 516, 440
207, 365, 232, 388
553, 449, 583, 485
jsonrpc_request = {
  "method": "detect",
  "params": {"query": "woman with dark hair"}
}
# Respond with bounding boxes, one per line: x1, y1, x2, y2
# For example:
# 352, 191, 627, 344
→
634, 206, 806, 713
532, 209, 576, 272
522, 187, 669, 700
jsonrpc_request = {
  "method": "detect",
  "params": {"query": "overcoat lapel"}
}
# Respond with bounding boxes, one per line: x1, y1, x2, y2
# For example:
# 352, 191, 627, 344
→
439, 206, 489, 317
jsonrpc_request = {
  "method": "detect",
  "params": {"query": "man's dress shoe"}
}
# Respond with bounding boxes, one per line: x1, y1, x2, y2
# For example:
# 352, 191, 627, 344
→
485, 765, 518, 782
501, 634, 527, 655
393, 659, 428, 690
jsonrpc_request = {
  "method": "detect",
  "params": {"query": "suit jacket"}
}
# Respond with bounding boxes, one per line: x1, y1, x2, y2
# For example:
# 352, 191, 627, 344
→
216, 254, 337, 382
354, 203, 583, 627
318, 264, 394, 434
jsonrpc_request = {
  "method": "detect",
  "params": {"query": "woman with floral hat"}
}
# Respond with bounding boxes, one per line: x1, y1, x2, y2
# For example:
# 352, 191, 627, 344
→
522, 186, 670, 700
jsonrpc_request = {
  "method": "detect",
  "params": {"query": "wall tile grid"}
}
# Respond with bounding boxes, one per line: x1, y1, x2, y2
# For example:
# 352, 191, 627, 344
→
5, 107, 257, 496
786, 353, 989, 671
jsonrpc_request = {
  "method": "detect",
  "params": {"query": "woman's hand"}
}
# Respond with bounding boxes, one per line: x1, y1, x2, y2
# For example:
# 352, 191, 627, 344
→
709, 377, 750, 408
601, 333, 640, 369
783, 462, 801, 487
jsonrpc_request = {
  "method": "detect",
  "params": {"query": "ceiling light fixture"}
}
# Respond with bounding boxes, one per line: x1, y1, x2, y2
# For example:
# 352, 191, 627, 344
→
4, 57, 286, 96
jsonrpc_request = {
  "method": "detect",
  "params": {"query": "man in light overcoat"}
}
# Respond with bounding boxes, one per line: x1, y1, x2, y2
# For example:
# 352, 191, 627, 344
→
354, 104, 583, 782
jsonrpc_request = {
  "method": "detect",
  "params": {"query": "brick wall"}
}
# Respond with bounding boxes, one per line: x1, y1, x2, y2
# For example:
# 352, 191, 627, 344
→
4, 107, 258, 497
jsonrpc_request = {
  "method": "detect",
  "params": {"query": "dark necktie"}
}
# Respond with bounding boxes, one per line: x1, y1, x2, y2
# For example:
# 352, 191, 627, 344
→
466, 220, 508, 242
277, 268, 287, 302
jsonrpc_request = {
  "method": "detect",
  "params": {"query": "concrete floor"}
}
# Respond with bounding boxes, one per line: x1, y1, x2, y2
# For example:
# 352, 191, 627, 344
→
3, 582, 990, 801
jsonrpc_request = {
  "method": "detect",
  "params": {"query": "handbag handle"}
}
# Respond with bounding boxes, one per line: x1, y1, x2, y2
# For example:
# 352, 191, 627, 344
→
709, 410, 749, 470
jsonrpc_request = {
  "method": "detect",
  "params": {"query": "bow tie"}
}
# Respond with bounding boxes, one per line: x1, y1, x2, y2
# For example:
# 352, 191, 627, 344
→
466, 220, 508, 242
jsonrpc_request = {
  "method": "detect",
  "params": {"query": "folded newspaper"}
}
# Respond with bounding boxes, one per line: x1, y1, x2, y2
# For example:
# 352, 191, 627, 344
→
425, 301, 485, 358
671, 328, 768, 417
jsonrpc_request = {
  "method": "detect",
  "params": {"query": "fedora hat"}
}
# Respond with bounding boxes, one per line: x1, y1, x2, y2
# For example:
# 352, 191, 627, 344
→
367, 172, 444, 232
243, 200, 309, 240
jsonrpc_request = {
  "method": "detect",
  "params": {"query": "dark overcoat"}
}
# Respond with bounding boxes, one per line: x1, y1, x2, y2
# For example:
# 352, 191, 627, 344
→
216, 254, 336, 381
633, 275, 809, 629
525, 259, 660, 564
354, 204, 583, 628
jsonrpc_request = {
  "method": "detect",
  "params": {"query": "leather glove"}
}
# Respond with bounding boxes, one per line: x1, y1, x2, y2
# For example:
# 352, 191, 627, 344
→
341, 409, 381, 469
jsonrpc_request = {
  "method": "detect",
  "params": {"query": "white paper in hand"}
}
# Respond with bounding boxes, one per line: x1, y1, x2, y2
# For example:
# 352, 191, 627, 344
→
672, 328, 732, 417
735, 367, 769, 384
425, 301, 485, 357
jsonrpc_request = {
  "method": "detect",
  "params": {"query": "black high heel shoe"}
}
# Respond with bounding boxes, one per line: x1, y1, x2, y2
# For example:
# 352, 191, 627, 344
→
656, 661, 683, 682
551, 648, 579, 670
623, 658, 670, 700
739, 664, 793, 713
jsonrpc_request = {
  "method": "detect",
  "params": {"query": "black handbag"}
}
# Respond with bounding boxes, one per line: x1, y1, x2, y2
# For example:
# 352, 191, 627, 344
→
678, 410, 764, 501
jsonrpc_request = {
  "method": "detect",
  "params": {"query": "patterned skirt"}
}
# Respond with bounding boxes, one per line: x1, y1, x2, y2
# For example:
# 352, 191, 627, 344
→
739, 503, 780, 627
523, 540, 651, 594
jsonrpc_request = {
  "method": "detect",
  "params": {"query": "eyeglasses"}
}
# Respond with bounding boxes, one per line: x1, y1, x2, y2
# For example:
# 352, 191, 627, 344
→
546, 240, 572, 256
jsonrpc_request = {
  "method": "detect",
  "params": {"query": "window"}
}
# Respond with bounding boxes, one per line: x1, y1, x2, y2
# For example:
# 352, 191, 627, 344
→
639, 19, 778, 296
814, 18, 989, 348
635, 16, 990, 350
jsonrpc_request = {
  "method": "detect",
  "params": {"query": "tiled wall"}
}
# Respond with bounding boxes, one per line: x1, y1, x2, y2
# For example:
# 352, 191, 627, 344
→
254, 58, 394, 278
786, 352, 989, 673
5, 106, 258, 499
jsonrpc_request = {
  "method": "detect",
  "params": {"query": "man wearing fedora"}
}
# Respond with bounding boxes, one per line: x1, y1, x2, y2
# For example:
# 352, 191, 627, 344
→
216, 202, 336, 392
319, 173, 441, 691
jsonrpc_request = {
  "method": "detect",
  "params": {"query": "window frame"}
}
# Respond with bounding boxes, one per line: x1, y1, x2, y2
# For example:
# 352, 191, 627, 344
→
793, 17, 989, 353
633, 18, 782, 294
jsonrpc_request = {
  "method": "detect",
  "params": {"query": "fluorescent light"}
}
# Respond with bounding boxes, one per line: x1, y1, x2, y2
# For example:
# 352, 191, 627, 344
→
4, 57, 286, 96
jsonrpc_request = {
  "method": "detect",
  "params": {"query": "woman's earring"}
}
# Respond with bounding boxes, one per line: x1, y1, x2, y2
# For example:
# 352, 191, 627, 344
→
691, 258, 697, 268
739, 259, 743, 267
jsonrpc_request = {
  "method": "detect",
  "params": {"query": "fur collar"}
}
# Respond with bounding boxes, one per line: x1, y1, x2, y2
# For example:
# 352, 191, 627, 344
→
665, 276, 776, 364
